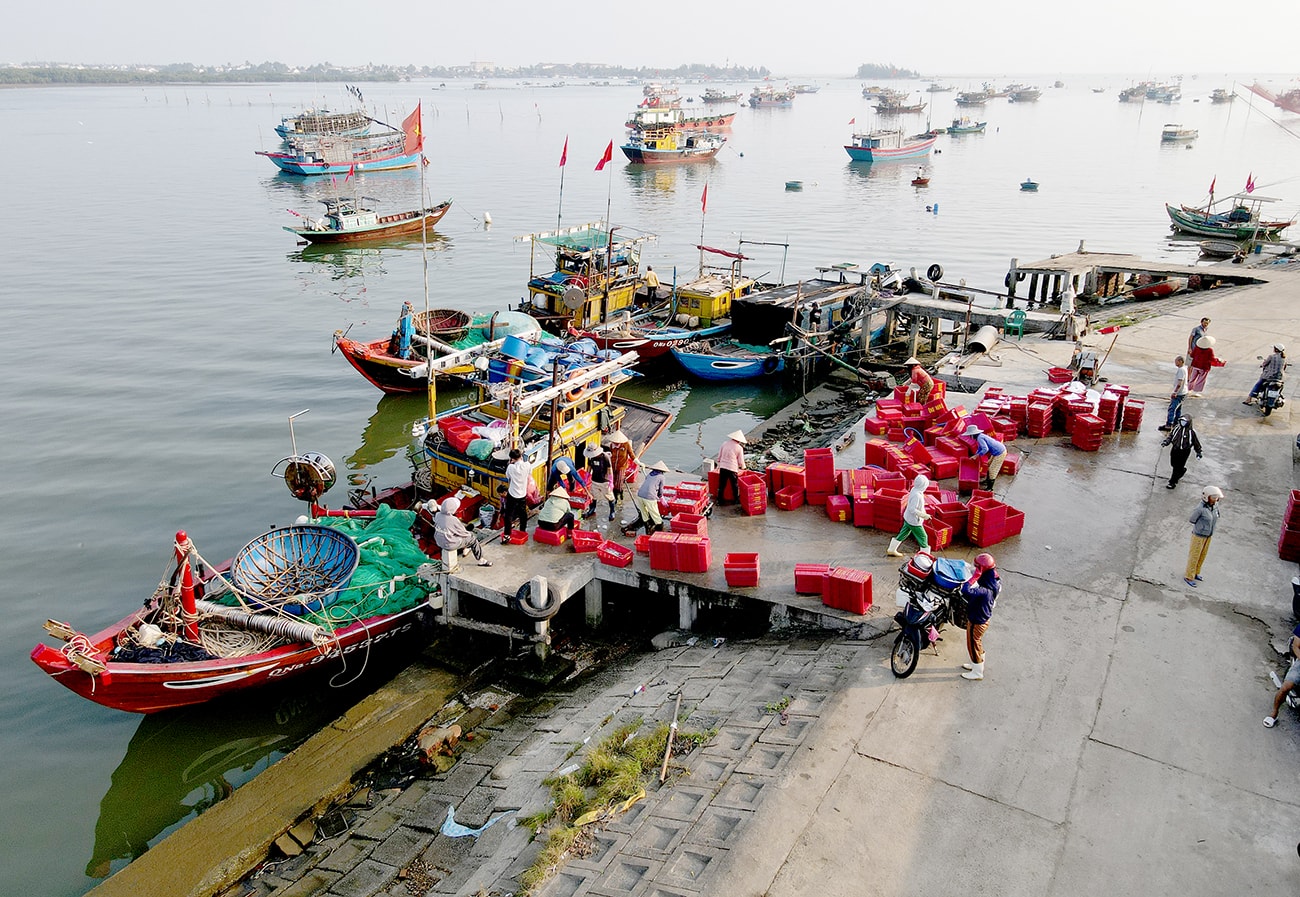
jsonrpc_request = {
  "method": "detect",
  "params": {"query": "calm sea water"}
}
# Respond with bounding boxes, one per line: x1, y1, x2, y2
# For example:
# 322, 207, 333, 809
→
2, 75, 1296, 895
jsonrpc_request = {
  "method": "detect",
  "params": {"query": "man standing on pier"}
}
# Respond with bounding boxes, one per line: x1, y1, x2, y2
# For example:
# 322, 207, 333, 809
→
1161, 355, 1189, 431
1188, 317, 1210, 355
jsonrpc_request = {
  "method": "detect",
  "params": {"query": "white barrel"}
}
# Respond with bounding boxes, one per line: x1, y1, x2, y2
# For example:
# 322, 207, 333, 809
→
969, 325, 1000, 354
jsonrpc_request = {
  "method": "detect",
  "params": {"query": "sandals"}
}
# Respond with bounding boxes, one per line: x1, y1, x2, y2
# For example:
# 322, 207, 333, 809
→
1263, 716, 1277, 728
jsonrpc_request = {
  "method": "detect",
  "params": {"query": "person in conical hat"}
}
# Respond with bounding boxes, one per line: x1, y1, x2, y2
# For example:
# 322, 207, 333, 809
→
537, 485, 576, 537
1187, 334, 1221, 396
632, 461, 670, 534
716, 430, 748, 505
904, 357, 933, 405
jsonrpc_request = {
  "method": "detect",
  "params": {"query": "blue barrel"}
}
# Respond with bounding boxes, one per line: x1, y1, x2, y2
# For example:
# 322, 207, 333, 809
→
501, 334, 530, 361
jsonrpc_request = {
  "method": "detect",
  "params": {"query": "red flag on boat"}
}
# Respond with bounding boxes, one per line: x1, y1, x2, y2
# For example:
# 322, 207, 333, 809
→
849, 117, 856, 125
1246, 172, 1256, 193
1208, 175, 1215, 195
344, 163, 355, 182
559, 136, 568, 167
701, 184, 708, 214
595, 140, 613, 171
401, 103, 423, 154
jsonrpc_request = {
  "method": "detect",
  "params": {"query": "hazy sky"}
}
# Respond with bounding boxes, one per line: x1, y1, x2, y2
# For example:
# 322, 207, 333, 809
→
6, 1, 1298, 76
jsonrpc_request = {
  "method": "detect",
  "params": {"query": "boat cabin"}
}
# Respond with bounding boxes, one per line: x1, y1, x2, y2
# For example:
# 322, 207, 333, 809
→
519, 222, 656, 334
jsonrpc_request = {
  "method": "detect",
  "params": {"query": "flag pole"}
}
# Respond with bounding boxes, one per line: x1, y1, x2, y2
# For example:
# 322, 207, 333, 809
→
557, 135, 568, 230
698, 183, 708, 275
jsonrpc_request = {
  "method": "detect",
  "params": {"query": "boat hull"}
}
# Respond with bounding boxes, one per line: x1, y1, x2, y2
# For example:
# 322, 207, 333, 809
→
286, 202, 451, 244
671, 348, 784, 381
570, 321, 732, 363
620, 145, 721, 164
1165, 204, 1290, 240
844, 135, 937, 162
335, 335, 476, 394
257, 149, 423, 176
623, 112, 736, 131
30, 603, 432, 714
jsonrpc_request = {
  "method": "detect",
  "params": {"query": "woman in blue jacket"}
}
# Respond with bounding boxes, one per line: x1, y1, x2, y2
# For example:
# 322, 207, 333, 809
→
961, 553, 1000, 681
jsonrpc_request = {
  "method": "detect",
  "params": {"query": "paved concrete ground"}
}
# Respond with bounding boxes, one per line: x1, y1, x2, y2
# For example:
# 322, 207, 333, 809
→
99, 263, 1300, 897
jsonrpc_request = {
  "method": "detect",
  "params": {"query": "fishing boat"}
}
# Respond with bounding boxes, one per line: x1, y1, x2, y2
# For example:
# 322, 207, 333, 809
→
792, 84, 821, 94
1198, 240, 1245, 259
955, 91, 989, 107
257, 104, 423, 176
1020, 179, 1039, 191
844, 129, 937, 162
411, 349, 671, 507
947, 117, 987, 134
1146, 83, 1181, 103
1246, 82, 1300, 114
1008, 86, 1042, 102
748, 85, 796, 108
518, 221, 656, 334
334, 306, 542, 394
1118, 83, 1153, 103
672, 341, 785, 380
284, 198, 452, 244
1092, 87, 1107, 94
1128, 276, 1188, 300
1165, 194, 1293, 240
1210, 87, 1235, 104
926, 83, 954, 93
620, 126, 724, 164
625, 104, 736, 132
874, 97, 927, 114
701, 88, 743, 104
911, 172, 931, 187
1160, 124, 1198, 142
30, 455, 439, 714
275, 108, 371, 141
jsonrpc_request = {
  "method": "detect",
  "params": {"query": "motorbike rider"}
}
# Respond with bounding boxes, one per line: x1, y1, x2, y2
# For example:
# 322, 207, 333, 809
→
1245, 343, 1285, 405
961, 553, 1001, 681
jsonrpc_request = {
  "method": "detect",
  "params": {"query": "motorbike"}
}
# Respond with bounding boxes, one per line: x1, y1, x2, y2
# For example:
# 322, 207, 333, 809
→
1259, 377, 1286, 416
890, 552, 974, 678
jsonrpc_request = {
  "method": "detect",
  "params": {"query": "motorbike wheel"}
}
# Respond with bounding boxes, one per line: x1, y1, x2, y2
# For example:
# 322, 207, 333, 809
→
890, 631, 921, 678
1264, 404, 1273, 417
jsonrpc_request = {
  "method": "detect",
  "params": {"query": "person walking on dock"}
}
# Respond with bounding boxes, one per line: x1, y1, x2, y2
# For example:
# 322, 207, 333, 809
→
1263, 621, 1300, 728
1187, 317, 1210, 355
1161, 355, 1189, 430
434, 497, 491, 567
584, 442, 616, 521
608, 430, 639, 519
887, 475, 931, 557
964, 424, 1007, 490
904, 357, 933, 405
716, 430, 747, 506
1187, 336, 1224, 396
961, 552, 1000, 681
1161, 415, 1202, 489
502, 449, 532, 543
1184, 486, 1222, 587
633, 461, 670, 535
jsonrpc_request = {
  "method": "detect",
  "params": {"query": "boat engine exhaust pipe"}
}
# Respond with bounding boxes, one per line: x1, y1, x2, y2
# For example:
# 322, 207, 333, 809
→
968, 324, 1000, 355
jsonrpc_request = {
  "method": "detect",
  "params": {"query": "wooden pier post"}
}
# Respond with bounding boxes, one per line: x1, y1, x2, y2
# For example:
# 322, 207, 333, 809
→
907, 316, 920, 358
1007, 258, 1019, 302
1028, 273, 1040, 308
584, 579, 604, 627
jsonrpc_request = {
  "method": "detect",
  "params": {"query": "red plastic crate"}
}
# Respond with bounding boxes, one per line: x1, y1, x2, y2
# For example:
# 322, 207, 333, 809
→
707, 467, 719, 496
674, 535, 712, 573
570, 529, 603, 553
806, 489, 832, 507
534, 527, 569, 546
826, 494, 852, 522
507, 530, 530, 545
648, 533, 679, 570
923, 519, 954, 550
804, 447, 835, 480
1121, 400, 1145, 432
795, 563, 832, 594
670, 513, 709, 536
823, 568, 873, 615
1001, 452, 1021, 476
863, 417, 890, 436
775, 485, 805, 510
724, 552, 760, 588
928, 452, 960, 480
1005, 508, 1025, 537
958, 457, 981, 492
853, 497, 875, 527
634, 534, 651, 554
1286, 491, 1300, 527
968, 498, 1007, 533
598, 541, 635, 567
864, 438, 892, 468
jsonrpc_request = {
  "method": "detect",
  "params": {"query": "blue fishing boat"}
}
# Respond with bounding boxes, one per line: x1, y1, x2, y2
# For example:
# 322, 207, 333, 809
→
1020, 179, 1040, 191
671, 342, 785, 381
844, 130, 937, 162
258, 103, 424, 176
274, 109, 371, 141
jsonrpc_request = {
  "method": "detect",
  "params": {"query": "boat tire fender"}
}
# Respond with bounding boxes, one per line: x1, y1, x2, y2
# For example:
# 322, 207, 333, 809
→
513, 580, 560, 620
761, 356, 780, 375
927, 264, 944, 282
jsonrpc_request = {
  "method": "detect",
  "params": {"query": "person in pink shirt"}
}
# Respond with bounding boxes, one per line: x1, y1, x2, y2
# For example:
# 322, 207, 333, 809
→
716, 430, 747, 505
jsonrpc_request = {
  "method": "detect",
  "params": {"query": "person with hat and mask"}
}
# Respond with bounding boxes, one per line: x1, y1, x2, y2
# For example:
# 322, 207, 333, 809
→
434, 496, 491, 567
607, 429, 639, 512
583, 442, 616, 521
960, 553, 1001, 681
537, 486, 577, 538
1186, 335, 1223, 396
904, 357, 933, 405
1245, 344, 1286, 405
633, 461, 671, 535
1160, 415, 1202, 489
1185, 486, 1223, 587
716, 430, 747, 506
547, 456, 580, 493
887, 474, 932, 557
964, 424, 1007, 490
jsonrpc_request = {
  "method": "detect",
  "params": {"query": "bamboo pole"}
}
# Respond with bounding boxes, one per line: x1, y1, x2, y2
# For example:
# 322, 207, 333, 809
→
659, 691, 683, 783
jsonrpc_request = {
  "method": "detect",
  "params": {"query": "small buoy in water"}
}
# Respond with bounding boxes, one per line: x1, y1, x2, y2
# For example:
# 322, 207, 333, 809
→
483, 211, 492, 226
739, 151, 744, 157
933, 203, 939, 215
925, 205, 932, 212
934, 148, 942, 154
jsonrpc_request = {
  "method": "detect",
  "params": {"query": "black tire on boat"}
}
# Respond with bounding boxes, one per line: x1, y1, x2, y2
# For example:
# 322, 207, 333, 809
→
762, 356, 780, 375
512, 580, 561, 620
927, 264, 944, 282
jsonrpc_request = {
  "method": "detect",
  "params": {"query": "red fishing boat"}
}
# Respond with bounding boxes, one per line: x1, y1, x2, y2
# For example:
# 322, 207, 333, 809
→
625, 105, 736, 132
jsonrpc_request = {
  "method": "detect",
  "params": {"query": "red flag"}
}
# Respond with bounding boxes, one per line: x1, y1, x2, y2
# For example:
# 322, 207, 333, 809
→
559, 136, 568, 167
849, 117, 856, 125
344, 163, 355, 182
1208, 175, 1215, 195
401, 102, 423, 154
1246, 172, 1256, 194
701, 184, 708, 214
1097, 325, 1122, 335
595, 140, 613, 171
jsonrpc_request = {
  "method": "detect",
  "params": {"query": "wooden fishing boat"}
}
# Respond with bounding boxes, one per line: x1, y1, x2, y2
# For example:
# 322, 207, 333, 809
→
1166, 194, 1292, 240
518, 221, 656, 334
1128, 276, 1187, 300
621, 127, 724, 164
257, 104, 423, 176
672, 341, 785, 381
955, 89, 991, 107
1245, 82, 1300, 113
874, 98, 927, 114
748, 85, 796, 107
1020, 179, 1040, 191
911, 175, 931, 187
334, 306, 542, 394
1210, 87, 1235, 104
793, 84, 821, 94
701, 88, 743, 104
625, 105, 736, 132
30, 500, 439, 714
844, 129, 937, 162
947, 117, 987, 134
1160, 124, 1198, 142
1008, 86, 1042, 102
1198, 240, 1245, 259
275, 108, 371, 141
285, 198, 452, 244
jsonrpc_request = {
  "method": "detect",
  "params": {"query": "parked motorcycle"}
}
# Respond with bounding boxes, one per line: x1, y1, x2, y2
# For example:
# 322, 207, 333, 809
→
890, 552, 974, 678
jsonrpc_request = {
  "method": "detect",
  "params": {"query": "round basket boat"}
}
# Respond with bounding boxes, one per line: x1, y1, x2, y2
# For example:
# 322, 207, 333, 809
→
414, 308, 471, 342
231, 525, 360, 616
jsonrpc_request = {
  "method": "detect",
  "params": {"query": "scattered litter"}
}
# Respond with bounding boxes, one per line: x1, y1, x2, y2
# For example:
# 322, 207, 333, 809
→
556, 763, 581, 777
630, 684, 646, 697
1045, 545, 1052, 551
713, 637, 726, 648
441, 804, 512, 838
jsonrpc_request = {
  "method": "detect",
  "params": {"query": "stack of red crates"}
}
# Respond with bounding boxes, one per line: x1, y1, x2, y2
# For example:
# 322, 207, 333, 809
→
794, 563, 832, 595
804, 448, 836, 505
674, 534, 712, 573
967, 498, 1025, 546
670, 513, 708, 536
823, 568, 873, 615
1121, 400, 1144, 432
873, 488, 907, 533
1097, 392, 1121, 434
1071, 413, 1105, 451
724, 552, 760, 587
738, 471, 767, 515
766, 462, 806, 495
1026, 403, 1053, 437
1279, 491, 1300, 561
648, 532, 678, 570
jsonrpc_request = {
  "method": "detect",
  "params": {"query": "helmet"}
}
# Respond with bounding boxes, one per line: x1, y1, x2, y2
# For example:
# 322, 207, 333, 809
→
1275, 344, 1286, 353
974, 552, 996, 569
1202, 486, 1223, 500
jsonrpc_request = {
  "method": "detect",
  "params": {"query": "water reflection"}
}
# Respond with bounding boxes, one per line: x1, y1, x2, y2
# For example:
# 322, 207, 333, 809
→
290, 231, 452, 279
345, 387, 476, 471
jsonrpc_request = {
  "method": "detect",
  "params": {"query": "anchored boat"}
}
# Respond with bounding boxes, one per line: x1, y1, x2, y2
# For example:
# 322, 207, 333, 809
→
257, 103, 424, 176
285, 198, 452, 244
844, 129, 938, 162
1166, 193, 1293, 240
275, 108, 371, 141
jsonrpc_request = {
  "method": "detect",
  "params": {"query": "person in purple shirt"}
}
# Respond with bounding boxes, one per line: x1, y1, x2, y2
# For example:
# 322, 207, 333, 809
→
964, 424, 1007, 490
